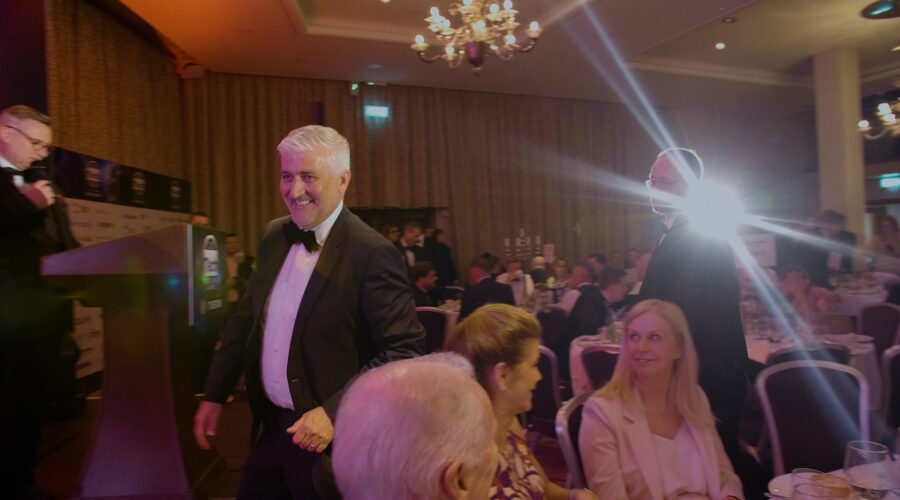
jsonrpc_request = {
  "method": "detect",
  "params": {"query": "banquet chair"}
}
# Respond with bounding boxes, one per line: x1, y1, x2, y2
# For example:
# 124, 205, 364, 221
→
555, 392, 592, 489
860, 303, 900, 359
524, 346, 561, 449
882, 345, 900, 429
756, 360, 869, 475
580, 344, 620, 391
536, 306, 567, 349
765, 341, 850, 366
415, 307, 448, 353
442, 285, 464, 302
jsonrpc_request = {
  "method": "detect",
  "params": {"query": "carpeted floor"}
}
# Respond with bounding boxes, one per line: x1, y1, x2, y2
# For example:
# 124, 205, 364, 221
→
36, 396, 570, 499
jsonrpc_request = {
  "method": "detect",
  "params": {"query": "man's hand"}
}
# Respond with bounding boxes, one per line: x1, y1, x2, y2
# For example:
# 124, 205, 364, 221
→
193, 401, 223, 450
286, 406, 333, 453
22, 180, 55, 209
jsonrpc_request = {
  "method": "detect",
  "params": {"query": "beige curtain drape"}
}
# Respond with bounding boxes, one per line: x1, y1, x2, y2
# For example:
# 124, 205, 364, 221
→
46, 0, 183, 178
182, 74, 662, 269
45, 0, 817, 274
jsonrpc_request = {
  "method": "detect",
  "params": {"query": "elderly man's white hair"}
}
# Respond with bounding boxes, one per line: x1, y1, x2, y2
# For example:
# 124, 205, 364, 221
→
276, 125, 350, 173
332, 355, 495, 499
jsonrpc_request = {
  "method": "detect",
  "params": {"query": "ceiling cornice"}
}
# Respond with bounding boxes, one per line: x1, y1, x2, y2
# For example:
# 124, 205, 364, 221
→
629, 56, 813, 88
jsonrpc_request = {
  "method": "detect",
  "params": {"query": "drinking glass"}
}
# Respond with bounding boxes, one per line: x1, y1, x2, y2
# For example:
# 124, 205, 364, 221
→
791, 483, 833, 499
844, 440, 894, 499
791, 468, 822, 489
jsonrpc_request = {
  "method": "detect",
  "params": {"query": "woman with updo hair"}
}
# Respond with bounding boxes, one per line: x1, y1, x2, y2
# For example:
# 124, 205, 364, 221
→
447, 304, 596, 500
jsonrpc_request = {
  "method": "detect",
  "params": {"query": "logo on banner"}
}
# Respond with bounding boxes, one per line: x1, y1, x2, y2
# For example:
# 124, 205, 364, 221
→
202, 235, 221, 291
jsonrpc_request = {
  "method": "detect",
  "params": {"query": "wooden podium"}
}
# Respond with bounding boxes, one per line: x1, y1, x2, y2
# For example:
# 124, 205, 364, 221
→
42, 224, 227, 499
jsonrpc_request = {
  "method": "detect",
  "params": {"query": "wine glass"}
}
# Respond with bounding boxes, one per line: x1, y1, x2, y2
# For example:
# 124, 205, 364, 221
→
791, 483, 832, 499
844, 440, 894, 499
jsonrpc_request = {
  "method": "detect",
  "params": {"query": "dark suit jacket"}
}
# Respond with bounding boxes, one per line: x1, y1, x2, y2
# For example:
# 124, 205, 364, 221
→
638, 216, 748, 435
554, 284, 611, 379
411, 285, 433, 307
205, 207, 426, 425
459, 277, 515, 319
0, 169, 78, 336
429, 241, 458, 288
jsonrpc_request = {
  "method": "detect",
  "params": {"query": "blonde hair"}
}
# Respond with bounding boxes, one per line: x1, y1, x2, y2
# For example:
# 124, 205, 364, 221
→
596, 299, 714, 428
446, 303, 541, 391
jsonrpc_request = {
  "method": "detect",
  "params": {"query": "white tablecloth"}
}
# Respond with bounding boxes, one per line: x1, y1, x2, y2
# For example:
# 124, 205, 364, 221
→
569, 335, 619, 396
835, 289, 888, 324
746, 333, 882, 410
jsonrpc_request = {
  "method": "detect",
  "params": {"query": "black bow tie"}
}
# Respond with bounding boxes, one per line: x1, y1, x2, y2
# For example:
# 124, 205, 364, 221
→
283, 222, 319, 252
1, 166, 22, 177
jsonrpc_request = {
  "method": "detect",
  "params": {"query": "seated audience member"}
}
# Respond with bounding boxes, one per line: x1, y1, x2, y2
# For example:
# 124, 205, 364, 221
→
190, 211, 210, 227
380, 223, 400, 244
447, 304, 597, 500
625, 251, 653, 295
411, 261, 438, 307
587, 253, 607, 284
546, 257, 570, 290
460, 256, 515, 319
481, 252, 504, 279
332, 354, 499, 500
496, 259, 535, 307
579, 299, 743, 500
624, 248, 640, 270
869, 214, 900, 270
600, 269, 631, 316
557, 263, 594, 316
396, 220, 427, 268
776, 264, 840, 327
529, 256, 549, 285
795, 210, 857, 288
431, 229, 458, 288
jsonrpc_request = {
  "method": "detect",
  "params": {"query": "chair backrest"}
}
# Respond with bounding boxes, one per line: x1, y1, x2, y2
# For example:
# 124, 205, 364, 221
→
882, 345, 900, 429
766, 341, 851, 366
555, 392, 592, 489
756, 360, 869, 475
443, 285, 464, 302
537, 306, 567, 348
524, 346, 562, 439
860, 303, 900, 358
415, 307, 448, 353
581, 344, 620, 391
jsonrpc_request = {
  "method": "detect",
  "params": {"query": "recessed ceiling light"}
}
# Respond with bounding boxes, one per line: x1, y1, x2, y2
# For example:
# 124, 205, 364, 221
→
380, 0, 390, 3
715, 42, 726, 50
722, 17, 737, 23
368, 63, 383, 69
892, 45, 900, 52
861, 0, 900, 19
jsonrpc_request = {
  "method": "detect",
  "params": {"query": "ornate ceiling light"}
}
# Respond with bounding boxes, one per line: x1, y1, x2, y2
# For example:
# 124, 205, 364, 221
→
858, 85, 900, 140
410, 0, 542, 74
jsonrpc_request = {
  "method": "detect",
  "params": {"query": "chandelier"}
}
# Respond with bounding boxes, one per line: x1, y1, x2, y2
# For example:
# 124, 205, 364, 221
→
858, 93, 900, 140
410, 0, 542, 74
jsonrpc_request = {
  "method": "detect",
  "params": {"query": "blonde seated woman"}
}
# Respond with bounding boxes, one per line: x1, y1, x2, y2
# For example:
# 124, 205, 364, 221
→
447, 304, 597, 500
578, 299, 743, 500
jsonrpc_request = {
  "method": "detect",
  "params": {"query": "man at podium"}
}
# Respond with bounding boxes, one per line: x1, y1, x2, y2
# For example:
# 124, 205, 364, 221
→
193, 125, 425, 499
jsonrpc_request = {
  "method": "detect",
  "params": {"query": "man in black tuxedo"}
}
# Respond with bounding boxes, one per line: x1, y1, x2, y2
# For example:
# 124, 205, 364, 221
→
193, 125, 425, 499
638, 148, 764, 496
395, 219, 427, 272
459, 256, 515, 319
0, 105, 79, 499
556, 263, 608, 378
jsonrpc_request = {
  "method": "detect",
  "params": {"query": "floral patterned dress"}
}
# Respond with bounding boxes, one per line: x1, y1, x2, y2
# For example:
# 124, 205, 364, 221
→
490, 431, 546, 499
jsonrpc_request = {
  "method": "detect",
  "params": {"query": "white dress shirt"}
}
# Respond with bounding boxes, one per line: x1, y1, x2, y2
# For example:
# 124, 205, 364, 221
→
496, 271, 534, 306
260, 201, 343, 410
0, 154, 25, 188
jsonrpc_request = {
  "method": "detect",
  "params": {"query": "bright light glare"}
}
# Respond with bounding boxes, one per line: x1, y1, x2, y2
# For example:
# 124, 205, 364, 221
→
682, 182, 745, 238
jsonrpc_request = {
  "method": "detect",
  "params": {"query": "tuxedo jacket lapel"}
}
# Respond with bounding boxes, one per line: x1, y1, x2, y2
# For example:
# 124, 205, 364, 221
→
253, 225, 290, 323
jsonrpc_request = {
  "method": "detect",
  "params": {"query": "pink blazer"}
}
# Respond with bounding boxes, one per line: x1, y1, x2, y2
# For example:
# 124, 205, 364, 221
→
578, 392, 744, 500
